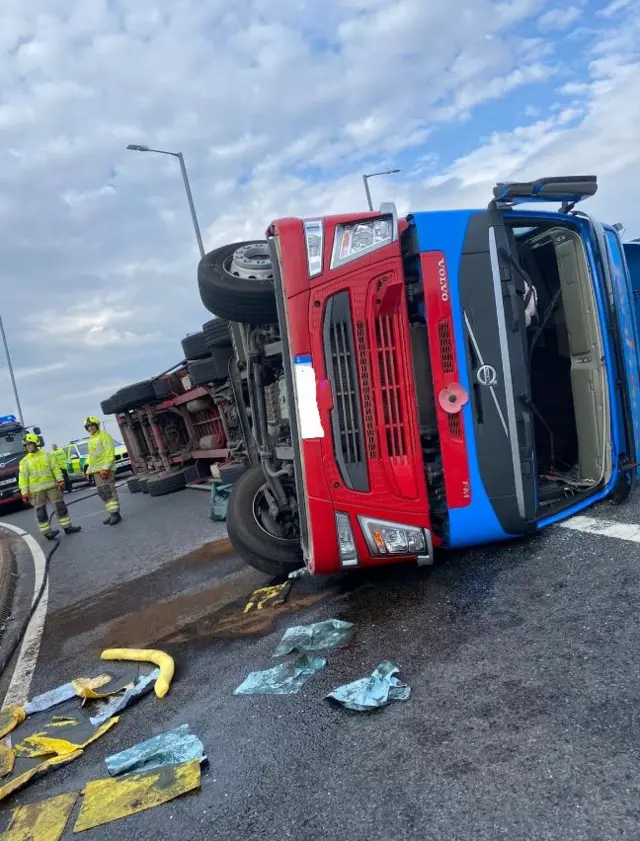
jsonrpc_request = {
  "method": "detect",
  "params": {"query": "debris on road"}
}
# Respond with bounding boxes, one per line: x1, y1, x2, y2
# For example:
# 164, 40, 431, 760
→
0, 741, 15, 776
2, 790, 79, 841
273, 619, 355, 657
89, 669, 159, 726
0, 750, 82, 803
244, 581, 293, 613
14, 715, 117, 759
100, 648, 175, 699
327, 661, 411, 712
234, 654, 327, 695
288, 567, 309, 580
72, 674, 121, 699
0, 706, 26, 738
210, 483, 232, 521
105, 724, 204, 777
73, 758, 202, 832
24, 664, 141, 714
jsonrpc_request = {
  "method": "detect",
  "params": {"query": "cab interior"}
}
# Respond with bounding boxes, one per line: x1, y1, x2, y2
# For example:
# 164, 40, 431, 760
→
510, 222, 611, 511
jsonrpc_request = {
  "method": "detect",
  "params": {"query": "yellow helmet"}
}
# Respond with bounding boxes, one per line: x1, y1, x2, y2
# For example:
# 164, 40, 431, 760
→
23, 433, 40, 446
84, 416, 100, 430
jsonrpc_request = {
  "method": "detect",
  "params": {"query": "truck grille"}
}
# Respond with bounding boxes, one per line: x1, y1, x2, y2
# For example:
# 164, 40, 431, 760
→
356, 322, 377, 460
438, 320, 454, 373
447, 412, 462, 439
375, 315, 406, 458
323, 292, 368, 491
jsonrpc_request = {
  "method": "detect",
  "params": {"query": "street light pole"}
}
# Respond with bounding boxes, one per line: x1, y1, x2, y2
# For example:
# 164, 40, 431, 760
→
126, 144, 205, 258
0, 313, 24, 426
361, 169, 401, 211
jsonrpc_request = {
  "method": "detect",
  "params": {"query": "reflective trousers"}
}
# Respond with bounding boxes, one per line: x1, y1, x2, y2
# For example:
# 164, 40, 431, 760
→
32, 486, 72, 533
94, 470, 120, 515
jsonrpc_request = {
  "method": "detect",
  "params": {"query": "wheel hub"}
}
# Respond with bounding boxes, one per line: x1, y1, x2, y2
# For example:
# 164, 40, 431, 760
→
227, 243, 274, 281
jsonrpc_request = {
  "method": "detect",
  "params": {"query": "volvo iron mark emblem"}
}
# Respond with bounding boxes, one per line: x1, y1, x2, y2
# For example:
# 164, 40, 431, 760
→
476, 364, 498, 387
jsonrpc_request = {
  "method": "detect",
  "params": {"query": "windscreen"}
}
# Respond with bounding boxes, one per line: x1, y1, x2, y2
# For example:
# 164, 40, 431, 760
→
0, 435, 25, 458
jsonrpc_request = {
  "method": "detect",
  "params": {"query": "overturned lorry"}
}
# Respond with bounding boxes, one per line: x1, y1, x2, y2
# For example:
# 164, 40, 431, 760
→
101, 328, 252, 496
194, 178, 640, 579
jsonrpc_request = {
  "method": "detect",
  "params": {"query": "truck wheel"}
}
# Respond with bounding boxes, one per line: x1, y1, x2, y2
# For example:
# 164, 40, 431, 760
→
198, 241, 277, 324
181, 331, 209, 361
147, 471, 187, 497
226, 465, 303, 577
153, 378, 172, 400
188, 348, 234, 386
127, 477, 141, 493
111, 380, 157, 413
139, 477, 149, 494
202, 318, 232, 349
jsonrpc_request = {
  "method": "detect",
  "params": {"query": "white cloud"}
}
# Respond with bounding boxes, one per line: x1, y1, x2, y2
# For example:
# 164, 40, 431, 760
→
538, 6, 582, 29
1, 0, 640, 445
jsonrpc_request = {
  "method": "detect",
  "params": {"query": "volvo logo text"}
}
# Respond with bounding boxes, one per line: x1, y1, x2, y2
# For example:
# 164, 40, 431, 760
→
437, 258, 449, 302
476, 364, 497, 387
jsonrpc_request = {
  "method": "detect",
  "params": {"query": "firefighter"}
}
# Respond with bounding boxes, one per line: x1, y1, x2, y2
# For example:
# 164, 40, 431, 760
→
52, 444, 71, 492
84, 416, 121, 525
18, 434, 81, 540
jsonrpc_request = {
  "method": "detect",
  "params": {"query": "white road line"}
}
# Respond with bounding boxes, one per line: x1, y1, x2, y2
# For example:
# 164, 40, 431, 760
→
0, 523, 49, 709
559, 515, 640, 543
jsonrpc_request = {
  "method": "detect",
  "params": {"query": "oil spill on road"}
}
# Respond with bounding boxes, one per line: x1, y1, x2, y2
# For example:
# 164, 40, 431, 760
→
97, 566, 266, 648
158, 590, 333, 646
45, 538, 241, 643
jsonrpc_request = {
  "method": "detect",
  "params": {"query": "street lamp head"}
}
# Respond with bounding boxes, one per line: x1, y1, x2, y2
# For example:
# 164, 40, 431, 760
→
390, 169, 401, 174
126, 144, 150, 152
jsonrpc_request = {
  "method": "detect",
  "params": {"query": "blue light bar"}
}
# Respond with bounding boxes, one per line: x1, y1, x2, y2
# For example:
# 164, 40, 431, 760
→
0, 414, 17, 425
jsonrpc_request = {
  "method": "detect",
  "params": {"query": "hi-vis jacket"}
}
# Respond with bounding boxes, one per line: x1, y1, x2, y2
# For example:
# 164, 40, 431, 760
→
18, 451, 63, 495
87, 430, 115, 474
52, 449, 67, 470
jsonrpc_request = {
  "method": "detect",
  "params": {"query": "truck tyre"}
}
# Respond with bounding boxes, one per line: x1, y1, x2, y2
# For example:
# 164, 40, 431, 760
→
127, 477, 141, 493
147, 471, 187, 497
202, 318, 232, 349
139, 477, 149, 494
188, 348, 234, 386
226, 465, 303, 577
111, 380, 157, 412
198, 241, 278, 324
181, 331, 209, 361
101, 398, 115, 415
153, 379, 172, 400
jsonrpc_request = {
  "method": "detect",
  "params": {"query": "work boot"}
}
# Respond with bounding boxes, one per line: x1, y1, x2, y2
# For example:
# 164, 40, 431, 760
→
108, 512, 122, 526
103, 515, 111, 525
43, 529, 59, 541
64, 526, 81, 535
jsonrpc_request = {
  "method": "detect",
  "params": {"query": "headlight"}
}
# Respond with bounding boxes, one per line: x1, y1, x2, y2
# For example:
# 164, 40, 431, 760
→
331, 215, 394, 269
358, 516, 430, 557
303, 219, 324, 277
335, 512, 358, 567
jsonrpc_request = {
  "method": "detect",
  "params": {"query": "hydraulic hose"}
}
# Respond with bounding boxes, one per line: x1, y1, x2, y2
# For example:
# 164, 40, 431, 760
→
0, 480, 127, 684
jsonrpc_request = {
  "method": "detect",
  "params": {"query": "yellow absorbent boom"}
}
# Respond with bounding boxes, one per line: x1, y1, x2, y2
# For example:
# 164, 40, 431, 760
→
100, 648, 175, 699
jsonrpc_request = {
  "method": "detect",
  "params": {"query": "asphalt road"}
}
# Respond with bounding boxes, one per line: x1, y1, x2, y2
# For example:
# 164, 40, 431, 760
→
2, 483, 640, 840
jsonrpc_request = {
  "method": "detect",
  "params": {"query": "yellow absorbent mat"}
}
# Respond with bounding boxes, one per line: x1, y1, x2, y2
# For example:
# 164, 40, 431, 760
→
73, 758, 201, 832
3, 791, 79, 841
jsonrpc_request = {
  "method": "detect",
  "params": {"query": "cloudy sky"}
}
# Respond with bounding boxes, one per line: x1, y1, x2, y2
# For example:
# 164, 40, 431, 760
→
0, 0, 639, 445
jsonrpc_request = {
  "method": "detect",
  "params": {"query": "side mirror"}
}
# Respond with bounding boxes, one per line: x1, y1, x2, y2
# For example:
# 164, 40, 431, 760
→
38, 436, 45, 448
33, 427, 41, 435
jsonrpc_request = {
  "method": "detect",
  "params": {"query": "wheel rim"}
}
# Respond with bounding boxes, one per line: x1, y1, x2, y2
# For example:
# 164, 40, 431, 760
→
252, 484, 299, 543
225, 243, 273, 281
